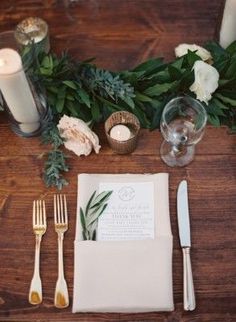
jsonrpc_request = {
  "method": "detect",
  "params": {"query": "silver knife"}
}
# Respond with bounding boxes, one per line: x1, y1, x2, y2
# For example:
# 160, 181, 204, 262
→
177, 180, 196, 311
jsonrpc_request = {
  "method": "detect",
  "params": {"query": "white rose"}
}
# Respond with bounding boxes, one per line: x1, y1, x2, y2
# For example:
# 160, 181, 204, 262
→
175, 43, 212, 61
190, 60, 219, 105
57, 115, 101, 156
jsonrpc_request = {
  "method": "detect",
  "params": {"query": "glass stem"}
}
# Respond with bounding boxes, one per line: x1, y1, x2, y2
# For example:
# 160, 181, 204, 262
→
172, 143, 185, 155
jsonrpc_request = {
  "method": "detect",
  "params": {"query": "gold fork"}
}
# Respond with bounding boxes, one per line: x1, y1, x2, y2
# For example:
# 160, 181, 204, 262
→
54, 194, 69, 308
29, 200, 46, 305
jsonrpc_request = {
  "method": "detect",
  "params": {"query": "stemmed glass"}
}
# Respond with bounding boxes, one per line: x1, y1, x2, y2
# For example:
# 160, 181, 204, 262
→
160, 96, 207, 167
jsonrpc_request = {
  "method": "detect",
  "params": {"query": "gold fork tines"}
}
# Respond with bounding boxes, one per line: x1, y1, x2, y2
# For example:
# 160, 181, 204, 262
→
29, 200, 47, 305
54, 194, 69, 309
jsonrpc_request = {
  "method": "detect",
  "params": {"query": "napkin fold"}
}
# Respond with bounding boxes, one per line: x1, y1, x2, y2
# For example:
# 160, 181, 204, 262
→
73, 173, 174, 313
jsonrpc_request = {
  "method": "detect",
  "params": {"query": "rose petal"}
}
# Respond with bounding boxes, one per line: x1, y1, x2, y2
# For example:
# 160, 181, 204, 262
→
190, 60, 219, 105
57, 115, 101, 156
175, 43, 212, 61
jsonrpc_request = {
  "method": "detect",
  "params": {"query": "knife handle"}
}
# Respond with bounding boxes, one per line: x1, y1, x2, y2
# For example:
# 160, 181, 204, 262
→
183, 247, 196, 311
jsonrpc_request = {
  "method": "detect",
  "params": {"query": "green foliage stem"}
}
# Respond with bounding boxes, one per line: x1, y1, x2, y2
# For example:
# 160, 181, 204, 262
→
80, 190, 113, 240
41, 120, 69, 190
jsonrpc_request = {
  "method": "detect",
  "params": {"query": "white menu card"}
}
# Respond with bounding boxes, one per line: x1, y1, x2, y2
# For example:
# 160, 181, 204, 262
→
97, 182, 154, 241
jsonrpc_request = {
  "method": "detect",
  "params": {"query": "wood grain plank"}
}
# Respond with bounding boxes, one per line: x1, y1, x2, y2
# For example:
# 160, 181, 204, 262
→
0, 0, 223, 69
0, 153, 235, 320
0, 1, 235, 321
0, 116, 235, 156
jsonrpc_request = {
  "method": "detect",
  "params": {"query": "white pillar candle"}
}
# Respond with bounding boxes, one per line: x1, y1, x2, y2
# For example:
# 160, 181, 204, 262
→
110, 124, 131, 141
219, 0, 236, 48
0, 48, 40, 134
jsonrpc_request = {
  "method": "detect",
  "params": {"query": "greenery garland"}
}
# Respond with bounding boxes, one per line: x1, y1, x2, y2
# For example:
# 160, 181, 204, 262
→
20, 41, 236, 189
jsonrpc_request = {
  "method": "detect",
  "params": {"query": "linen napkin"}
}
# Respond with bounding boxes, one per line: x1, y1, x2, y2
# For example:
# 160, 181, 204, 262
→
73, 173, 174, 313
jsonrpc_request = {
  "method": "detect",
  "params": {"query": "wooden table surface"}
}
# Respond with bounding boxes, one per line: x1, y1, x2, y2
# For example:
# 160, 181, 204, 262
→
0, 1, 236, 321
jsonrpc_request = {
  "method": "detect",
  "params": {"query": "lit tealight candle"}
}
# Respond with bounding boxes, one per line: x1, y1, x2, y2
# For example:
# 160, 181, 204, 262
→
110, 124, 131, 141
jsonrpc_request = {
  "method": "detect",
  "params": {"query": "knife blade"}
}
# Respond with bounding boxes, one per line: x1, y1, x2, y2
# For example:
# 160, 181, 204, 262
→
177, 180, 196, 311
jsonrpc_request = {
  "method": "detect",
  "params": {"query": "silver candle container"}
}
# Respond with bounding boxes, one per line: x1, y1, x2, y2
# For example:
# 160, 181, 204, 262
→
14, 17, 50, 53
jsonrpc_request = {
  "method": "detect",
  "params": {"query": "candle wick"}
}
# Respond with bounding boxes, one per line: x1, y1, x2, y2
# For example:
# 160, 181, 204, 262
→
0, 59, 6, 67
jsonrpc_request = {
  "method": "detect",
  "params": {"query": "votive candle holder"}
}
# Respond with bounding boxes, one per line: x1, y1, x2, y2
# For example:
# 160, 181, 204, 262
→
105, 111, 140, 154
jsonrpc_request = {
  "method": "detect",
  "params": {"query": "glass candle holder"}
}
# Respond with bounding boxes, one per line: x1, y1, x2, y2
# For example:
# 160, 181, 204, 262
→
0, 48, 50, 137
105, 111, 140, 154
14, 17, 50, 54
0, 30, 18, 50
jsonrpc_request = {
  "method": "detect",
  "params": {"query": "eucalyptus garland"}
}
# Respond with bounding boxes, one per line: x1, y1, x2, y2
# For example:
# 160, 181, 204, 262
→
20, 40, 236, 189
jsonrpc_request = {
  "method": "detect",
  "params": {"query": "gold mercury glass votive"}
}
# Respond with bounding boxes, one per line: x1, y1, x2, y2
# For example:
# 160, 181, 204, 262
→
105, 111, 140, 154
14, 17, 50, 53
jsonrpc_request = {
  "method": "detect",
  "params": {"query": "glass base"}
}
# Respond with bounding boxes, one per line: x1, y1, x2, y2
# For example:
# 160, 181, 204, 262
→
9, 107, 51, 138
160, 140, 195, 167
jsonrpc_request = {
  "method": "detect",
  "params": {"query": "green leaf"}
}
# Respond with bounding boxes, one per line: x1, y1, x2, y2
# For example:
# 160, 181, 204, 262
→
147, 70, 170, 83
213, 57, 229, 74
120, 70, 145, 83
42, 56, 51, 68
80, 208, 86, 231
66, 101, 79, 117
98, 96, 123, 111
135, 92, 153, 102
122, 96, 135, 109
49, 55, 54, 69
48, 86, 58, 94
39, 67, 52, 76
218, 79, 235, 87
91, 203, 108, 223
171, 56, 184, 69
133, 57, 164, 74
168, 65, 183, 80
205, 41, 226, 59
55, 88, 66, 113
91, 100, 101, 122
90, 190, 113, 209
207, 114, 220, 127
56, 97, 65, 113
86, 204, 107, 227
179, 70, 194, 88
78, 88, 91, 108
144, 81, 178, 97
132, 102, 151, 128
66, 94, 75, 102
150, 100, 166, 129
87, 202, 106, 221
220, 90, 236, 99
186, 50, 202, 66
63, 80, 77, 90
207, 99, 226, 117
216, 93, 236, 106
226, 41, 236, 55
80, 190, 113, 240
225, 57, 236, 79
211, 98, 229, 110
85, 190, 96, 215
